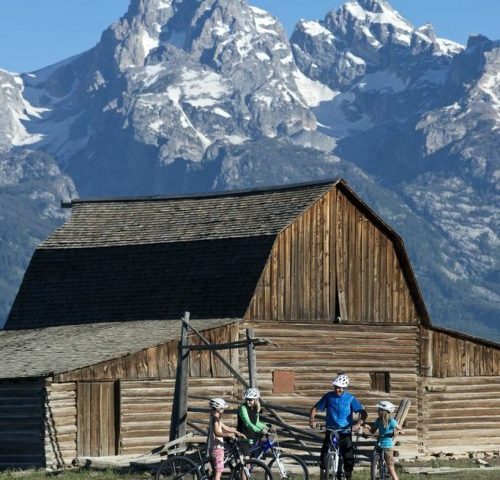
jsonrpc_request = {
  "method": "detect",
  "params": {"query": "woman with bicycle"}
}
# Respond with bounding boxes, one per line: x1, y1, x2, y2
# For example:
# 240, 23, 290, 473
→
366, 400, 404, 480
309, 373, 367, 480
237, 388, 270, 456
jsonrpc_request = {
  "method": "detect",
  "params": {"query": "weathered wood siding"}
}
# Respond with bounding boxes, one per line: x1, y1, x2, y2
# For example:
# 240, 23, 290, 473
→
421, 376, 500, 454
119, 377, 238, 455
421, 328, 500, 377
55, 324, 238, 382
46, 324, 239, 458
240, 322, 420, 458
120, 379, 173, 455
246, 188, 420, 324
44, 381, 77, 468
0, 379, 45, 468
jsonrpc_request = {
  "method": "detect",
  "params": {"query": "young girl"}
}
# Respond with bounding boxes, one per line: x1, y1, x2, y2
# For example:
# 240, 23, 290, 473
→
208, 398, 245, 480
368, 400, 404, 480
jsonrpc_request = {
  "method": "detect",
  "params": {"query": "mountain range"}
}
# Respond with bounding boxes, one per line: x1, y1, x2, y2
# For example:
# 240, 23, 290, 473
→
0, 0, 498, 339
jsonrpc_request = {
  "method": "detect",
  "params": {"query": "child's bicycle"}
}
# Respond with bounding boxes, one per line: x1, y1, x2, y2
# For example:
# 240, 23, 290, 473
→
251, 432, 309, 480
362, 431, 396, 480
318, 425, 351, 480
155, 437, 273, 480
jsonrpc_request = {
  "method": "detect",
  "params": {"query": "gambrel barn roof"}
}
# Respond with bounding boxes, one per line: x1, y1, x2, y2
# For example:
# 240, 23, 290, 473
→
6, 181, 335, 330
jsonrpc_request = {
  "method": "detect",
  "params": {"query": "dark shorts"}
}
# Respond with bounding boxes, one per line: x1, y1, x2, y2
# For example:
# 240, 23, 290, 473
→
239, 439, 254, 457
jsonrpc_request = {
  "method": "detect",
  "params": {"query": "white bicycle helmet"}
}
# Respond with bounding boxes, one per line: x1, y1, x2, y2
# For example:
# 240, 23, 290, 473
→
332, 373, 350, 388
210, 397, 228, 409
244, 388, 261, 399
376, 400, 396, 413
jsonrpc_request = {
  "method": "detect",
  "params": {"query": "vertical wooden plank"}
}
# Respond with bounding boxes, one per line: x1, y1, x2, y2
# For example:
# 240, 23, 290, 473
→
336, 193, 348, 321
277, 233, 285, 321
99, 383, 107, 456
298, 212, 305, 320
379, 236, 387, 322
386, 241, 393, 323
303, 209, 311, 321
272, 239, 279, 321
310, 201, 318, 321
284, 226, 291, 321
373, 225, 380, 322
392, 253, 400, 323
347, 200, 355, 322
354, 207, 362, 323
289, 217, 300, 321
366, 222, 374, 323
323, 192, 330, 320
147, 347, 159, 378
329, 189, 337, 319
361, 215, 369, 323
264, 261, 271, 320
84, 383, 91, 456
90, 383, 99, 457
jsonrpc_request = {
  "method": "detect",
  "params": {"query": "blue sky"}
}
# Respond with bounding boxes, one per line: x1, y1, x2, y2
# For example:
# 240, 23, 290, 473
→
0, 0, 499, 73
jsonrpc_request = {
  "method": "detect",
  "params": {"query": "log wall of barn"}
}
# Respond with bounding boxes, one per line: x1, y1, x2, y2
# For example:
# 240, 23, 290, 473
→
240, 322, 420, 459
44, 381, 77, 468
246, 187, 420, 325
421, 376, 500, 454
0, 379, 45, 468
418, 328, 500, 456
119, 377, 238, 455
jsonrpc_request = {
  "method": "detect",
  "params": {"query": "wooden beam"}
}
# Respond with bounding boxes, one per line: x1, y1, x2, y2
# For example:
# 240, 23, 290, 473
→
247, 329, 257, 388
169, 312, 190, 441
186, 338, 269, 352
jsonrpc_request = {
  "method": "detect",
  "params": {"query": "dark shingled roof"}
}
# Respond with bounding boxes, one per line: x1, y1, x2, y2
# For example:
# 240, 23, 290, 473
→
43, 181, 336, 249
0, 319, 237, 379
6, 181, 335, 330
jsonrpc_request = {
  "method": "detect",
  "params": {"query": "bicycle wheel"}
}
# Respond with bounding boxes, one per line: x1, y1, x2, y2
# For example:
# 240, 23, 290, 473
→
370, 450, 384, 480
268, 453, 308, 480
229, 458, 273, 480
325, 451, 339, 480
156, 455, 201, 480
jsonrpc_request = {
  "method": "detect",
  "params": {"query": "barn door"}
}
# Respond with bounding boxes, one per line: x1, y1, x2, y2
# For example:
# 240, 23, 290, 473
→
77, 382, 118, 457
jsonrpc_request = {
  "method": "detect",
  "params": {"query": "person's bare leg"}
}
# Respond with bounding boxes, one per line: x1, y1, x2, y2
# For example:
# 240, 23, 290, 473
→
387, 464, 399, 480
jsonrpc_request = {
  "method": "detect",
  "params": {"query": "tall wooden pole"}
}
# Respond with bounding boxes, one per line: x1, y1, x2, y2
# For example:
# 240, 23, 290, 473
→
169, 312, 190, 441
246, 328, 257, 388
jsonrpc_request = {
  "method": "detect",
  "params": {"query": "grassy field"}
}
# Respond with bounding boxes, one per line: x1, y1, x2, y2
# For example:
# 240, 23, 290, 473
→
1, 465, 499, 480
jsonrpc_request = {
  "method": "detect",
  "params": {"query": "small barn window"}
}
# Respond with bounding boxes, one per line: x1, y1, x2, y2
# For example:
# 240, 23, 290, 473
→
273, 370, 295, 394
370, 372, 391, 393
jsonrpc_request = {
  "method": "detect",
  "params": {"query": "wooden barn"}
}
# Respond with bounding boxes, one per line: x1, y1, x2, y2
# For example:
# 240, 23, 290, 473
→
1, 179, 499, 469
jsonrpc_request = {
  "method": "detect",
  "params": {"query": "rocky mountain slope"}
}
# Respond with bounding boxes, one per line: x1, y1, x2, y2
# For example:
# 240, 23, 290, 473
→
0, 0, 498, 339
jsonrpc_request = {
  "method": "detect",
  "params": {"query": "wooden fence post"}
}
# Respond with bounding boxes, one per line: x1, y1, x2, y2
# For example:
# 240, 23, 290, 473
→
246, 328, 257, 388
169, 312, 190, 441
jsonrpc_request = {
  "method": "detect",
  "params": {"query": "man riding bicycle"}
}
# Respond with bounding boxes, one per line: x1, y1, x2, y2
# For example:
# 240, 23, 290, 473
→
309, 373, 367, 480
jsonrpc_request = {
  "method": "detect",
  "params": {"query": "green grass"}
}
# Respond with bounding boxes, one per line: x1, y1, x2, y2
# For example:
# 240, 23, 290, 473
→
1, 465, 500, 480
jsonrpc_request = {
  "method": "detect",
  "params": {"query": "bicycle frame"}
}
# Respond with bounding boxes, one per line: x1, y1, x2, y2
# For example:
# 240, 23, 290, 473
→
321, 426, 351, 479
254, 435, 288, 478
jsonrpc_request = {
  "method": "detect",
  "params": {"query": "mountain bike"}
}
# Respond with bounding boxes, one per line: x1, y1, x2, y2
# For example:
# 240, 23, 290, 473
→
156, 437, 273, 480
251, 432, 309, 480
318, 426, 351, 480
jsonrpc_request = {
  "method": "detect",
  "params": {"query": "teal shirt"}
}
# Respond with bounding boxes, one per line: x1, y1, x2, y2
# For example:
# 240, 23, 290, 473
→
373, 417, 398, 448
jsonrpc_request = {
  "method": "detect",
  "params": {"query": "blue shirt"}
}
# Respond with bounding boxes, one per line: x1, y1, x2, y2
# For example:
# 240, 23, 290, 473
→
373, 417, 398, 448
315, 391, 364, 429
